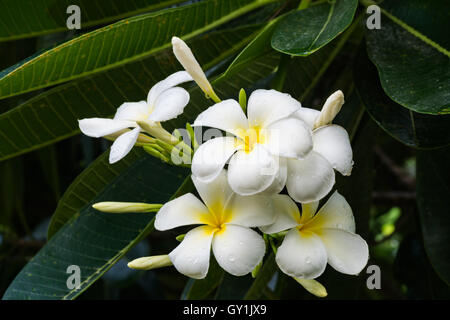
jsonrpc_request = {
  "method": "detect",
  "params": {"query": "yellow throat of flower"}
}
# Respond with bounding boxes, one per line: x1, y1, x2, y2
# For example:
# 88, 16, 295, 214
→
236, 127, 266, 153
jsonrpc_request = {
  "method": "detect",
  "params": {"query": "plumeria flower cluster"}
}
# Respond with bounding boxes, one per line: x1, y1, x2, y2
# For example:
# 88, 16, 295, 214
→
87, 36, 369, 298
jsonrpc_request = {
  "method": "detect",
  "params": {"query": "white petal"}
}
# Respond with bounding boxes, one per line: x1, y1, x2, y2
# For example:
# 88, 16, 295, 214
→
247, 89, 301, 128
78, 118, 135, 138
286, 151, 335, 203
313, 125, 353, 176
227, 145, 278, 196
114, 101, 150, 121
316, 228, 369, 275
300, 201, 320, 223
149, 87, 190, 122
260, 194, 300, 234
147, 71, 193, 106
192, 99, 248, 136
154, 193, 209, 231
292, 107, 320, 130
261, 157, 287, 195
169, 225, 215, 279
191, 137, 239, 183
225, 193, 274, 228
191, 170, 233, 215
265, 117, 312, 159
276, 229, 327, 279
306, 191, 355, 233
212, 225, 265, 276
109, 127, 140, 163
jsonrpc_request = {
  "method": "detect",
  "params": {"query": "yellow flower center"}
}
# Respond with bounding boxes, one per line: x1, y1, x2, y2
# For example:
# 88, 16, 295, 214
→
199, 203, 233, 235
235, 127, 266, 153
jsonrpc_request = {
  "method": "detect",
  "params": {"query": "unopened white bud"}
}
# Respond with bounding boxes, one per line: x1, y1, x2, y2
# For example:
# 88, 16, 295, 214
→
172, 36, 220, 103
314, 90, 345, 129
294, 278, 328, 298
92, 202, 162, 213
127, 255, 173, 270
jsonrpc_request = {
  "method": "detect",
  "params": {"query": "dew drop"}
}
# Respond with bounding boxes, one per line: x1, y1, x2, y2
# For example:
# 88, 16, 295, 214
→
228, 255, 235, 262
305, 257, 311, 264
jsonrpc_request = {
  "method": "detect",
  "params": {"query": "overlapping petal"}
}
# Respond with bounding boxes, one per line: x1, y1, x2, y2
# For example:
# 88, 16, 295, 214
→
193, 99, 248, 136
114, 101, 149, 121
191, 170, 233, 215
225, 193, 274, 228
260, 194, 300, 234
292, 107, 320, 130
155, 193, 209, 231
313, 125, 353, 176
109, 127, 141, 163
286, 152, 335, 203
78, 118, 135, 138
265, 117, 312, 159
149, 87, 190, 122
316, 228, 369, 275
276, 229, 328, 279
147, 71, 193, 106
169, 225, 215, 279
306, 191, 355, 233
228, 145, 278, 196
247, 89, 301, 128
192, 137, 239, 183
212, 225, 265, 276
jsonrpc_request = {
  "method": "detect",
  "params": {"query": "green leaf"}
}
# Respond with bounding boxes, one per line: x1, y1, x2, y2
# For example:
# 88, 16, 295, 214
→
282, 16, 360, 101
181, 258, 224, 300
271, 0, 358, 56
364, 0, 450, 114
0, 0, 185, 42
2, 152, 189, 300
47, 149, 143, 239
0, 0, 275, 99
0, 24, 262, 162
417, 146, 450, 285
354, 46, 450, 149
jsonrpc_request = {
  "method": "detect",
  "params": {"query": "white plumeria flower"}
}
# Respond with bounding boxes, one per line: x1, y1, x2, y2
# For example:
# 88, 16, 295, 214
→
285, 90, 354, 203
191, 89, 313, 196
78, 71, 193, 164
261, 191, 369, 279
155, 170, 275, 279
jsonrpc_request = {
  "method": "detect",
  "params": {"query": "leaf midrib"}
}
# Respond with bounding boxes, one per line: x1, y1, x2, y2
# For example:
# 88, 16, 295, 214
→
0, 0, 278, 99
362, 0, 450, 57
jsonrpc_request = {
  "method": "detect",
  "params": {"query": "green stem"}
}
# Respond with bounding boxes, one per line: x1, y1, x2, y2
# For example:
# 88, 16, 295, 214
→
298, 0, 311, 10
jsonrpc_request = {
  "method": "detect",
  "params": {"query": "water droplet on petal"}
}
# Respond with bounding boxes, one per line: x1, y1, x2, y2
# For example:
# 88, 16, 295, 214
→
305, 257, 311, 264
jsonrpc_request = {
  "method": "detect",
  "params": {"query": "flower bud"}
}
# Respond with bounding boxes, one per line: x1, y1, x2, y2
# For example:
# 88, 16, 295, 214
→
92, 202, 162, 213
127, 255, 173, 270
314, 90, 345, 129
294, 278, 328, 297
172, 36, 220, 103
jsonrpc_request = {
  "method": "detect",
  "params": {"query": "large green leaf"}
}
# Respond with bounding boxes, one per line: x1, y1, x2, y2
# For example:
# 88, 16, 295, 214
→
417, 146, 450, 285
2, 152, 190, 300
364, 0, 450, 114
0, 0, 185, 42
354, 46, 450, 149
0, 25, 261, 162
0, 0, 276, 99
271, 0, 358, 56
